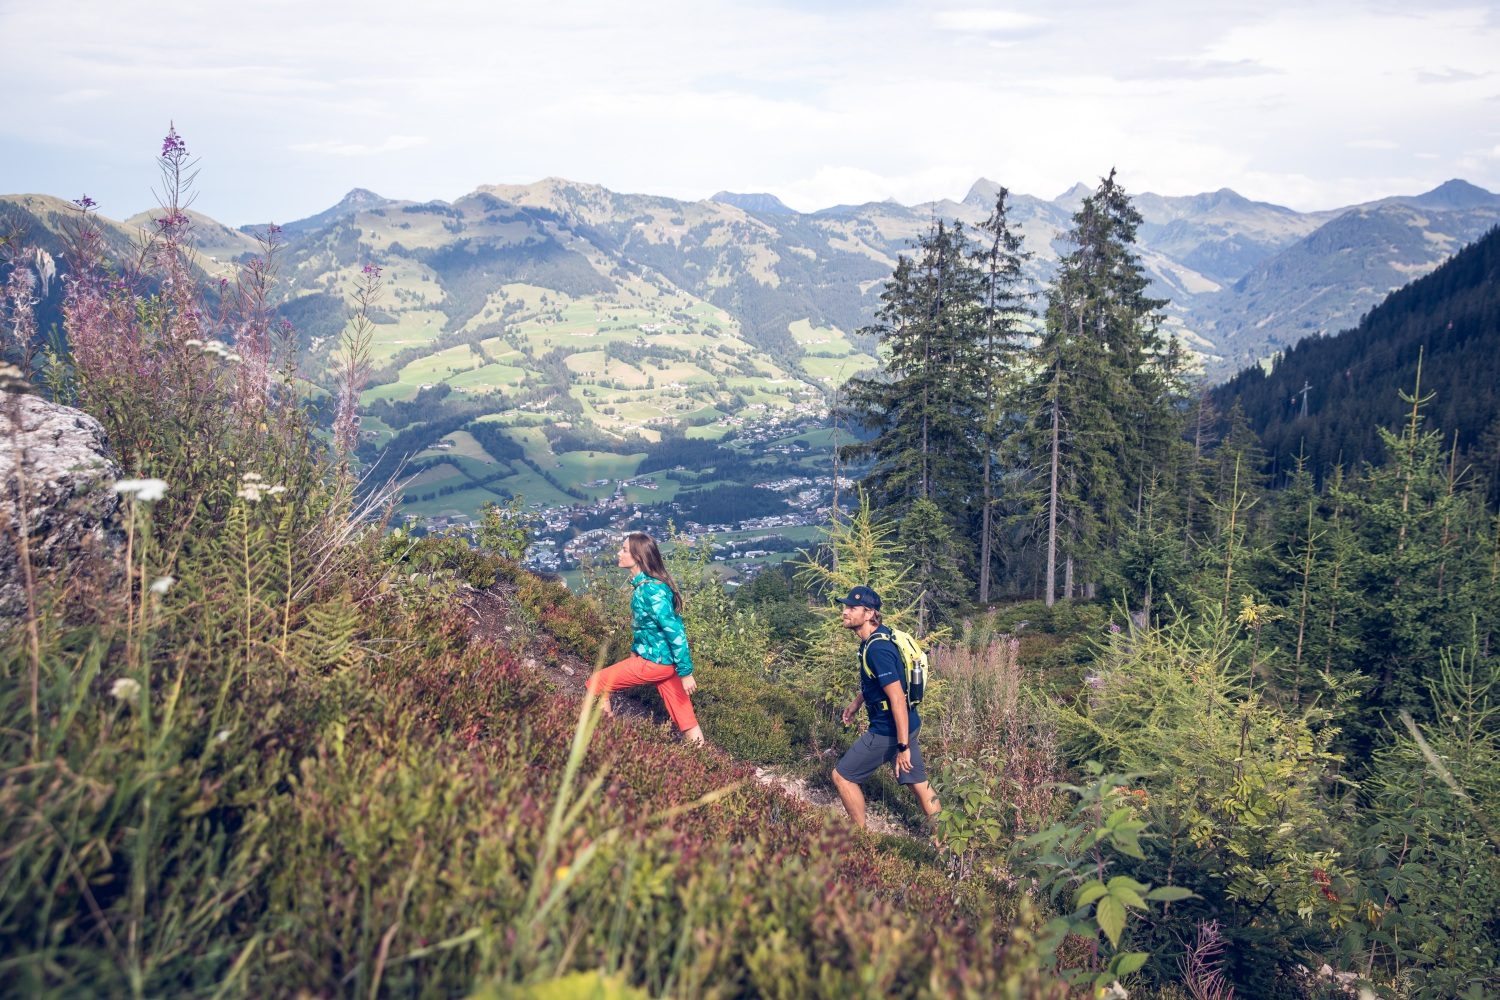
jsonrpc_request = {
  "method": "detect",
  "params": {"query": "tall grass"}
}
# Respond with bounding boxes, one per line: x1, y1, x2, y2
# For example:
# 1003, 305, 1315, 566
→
927, 637, 1063, 876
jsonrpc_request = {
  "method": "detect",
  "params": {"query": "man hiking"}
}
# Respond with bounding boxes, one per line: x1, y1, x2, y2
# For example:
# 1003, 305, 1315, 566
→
830, 586, 941, 833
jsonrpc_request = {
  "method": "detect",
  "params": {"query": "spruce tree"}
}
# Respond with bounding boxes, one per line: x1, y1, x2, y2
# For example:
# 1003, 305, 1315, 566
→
1340, 377, 1490, 729
841, 220, 988, 614
972, 189, 1034, 603
1029, 170, 1181, 605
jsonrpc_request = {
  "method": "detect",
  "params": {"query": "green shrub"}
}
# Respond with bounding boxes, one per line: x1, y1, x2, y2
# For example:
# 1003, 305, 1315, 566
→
688, 659, 815, 764
1047, 609, 1354, 992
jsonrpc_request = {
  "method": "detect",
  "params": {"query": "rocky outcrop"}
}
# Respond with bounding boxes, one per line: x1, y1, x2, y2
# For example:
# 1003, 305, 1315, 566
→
0, 393, 121, 626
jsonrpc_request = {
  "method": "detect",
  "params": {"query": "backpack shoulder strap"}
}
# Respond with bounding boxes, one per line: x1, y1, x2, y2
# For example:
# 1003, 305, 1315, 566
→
861, 631, 896, 678
862, 631, 909, 711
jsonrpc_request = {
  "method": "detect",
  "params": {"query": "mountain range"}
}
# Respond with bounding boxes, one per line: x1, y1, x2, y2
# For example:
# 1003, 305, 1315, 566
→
251, 173, 1500, 373
6, 174, 1497, 376
1214, 220, 1500, 488
4, 173, 1497, 539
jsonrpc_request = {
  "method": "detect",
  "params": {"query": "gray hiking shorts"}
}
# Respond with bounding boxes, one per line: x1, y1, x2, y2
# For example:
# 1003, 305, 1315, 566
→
836, 731, 927, 785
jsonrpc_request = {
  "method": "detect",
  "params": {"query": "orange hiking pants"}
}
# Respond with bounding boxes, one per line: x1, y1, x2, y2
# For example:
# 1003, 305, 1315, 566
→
586, 653, 698, 732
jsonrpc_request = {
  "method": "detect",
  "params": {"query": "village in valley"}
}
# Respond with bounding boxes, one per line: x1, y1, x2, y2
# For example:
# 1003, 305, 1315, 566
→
404, 400, 859, 588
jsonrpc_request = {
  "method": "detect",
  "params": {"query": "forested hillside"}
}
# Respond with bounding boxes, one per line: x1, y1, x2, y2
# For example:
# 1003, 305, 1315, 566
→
1196, 188, 1500, 369
1215, 223, 1500, 495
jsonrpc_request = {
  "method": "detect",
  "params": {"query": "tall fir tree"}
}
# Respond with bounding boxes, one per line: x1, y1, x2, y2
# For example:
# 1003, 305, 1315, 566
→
841, 220, 989, 616
972, 189, 1035, 604
1028, 170, 1183, 605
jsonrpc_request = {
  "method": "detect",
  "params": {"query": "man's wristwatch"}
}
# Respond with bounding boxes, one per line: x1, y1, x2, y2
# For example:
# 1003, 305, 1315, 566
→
895, 742, 908, 752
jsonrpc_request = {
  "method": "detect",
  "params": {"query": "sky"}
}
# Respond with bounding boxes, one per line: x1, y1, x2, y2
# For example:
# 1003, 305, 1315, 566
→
2, 0, 1498, 225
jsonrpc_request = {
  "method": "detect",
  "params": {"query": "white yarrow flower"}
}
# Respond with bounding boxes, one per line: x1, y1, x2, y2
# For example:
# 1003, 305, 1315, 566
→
184, 338, 203, 348
149, 576, 175, 594
267, 485, 288, 496
241, 472, 263, 482
110, 677, 141, 701
214, 729, 231, 743
114, 478, 169, 502
237, 483, 264, 502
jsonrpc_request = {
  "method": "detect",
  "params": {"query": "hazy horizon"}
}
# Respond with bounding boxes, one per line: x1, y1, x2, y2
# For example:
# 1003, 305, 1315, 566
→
3, 0, 1497, 226
10, 173, 1497, 234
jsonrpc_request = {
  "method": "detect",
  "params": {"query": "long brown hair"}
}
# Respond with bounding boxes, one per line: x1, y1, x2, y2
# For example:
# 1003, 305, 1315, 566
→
625, 532, 684, 614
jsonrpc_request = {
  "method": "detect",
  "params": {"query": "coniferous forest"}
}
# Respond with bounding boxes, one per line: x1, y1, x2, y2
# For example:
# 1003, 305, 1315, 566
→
837, 172, 1500, 994
1216, 225, 1500, 497
2, 140, 1499, 999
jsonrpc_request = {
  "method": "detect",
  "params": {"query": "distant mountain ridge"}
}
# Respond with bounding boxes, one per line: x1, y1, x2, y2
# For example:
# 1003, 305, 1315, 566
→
5, 175, 1498, 379
1196, 198, 1500, 369
243, 187, 394, 239
710, 191, 795, 215
1387, 178, 1500, 212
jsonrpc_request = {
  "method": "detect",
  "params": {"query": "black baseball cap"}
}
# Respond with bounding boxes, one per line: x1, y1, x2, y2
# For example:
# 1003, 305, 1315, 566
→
834, 586, 881, 610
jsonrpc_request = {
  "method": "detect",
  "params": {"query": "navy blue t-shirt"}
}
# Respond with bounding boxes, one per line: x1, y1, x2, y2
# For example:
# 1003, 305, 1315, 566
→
859, 626, 919, 737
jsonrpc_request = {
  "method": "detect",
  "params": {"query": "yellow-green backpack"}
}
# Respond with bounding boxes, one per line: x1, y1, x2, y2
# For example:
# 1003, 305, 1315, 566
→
860, 628, 928, 708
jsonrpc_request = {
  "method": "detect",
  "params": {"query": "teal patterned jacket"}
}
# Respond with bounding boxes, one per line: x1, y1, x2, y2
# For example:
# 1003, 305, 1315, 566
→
630, 572, 694, 676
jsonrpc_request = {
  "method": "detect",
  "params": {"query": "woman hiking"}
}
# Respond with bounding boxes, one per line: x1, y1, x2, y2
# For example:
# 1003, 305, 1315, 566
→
585, 532, 705, 745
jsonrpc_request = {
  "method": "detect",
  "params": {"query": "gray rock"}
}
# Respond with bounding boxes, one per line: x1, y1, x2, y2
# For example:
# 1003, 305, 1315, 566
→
0, 393, 121, 626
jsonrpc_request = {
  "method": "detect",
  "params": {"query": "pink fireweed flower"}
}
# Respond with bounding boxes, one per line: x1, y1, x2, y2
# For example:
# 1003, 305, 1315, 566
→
161, 127, 187, 159
73, 195, 97, 211
362, 264, 381, 276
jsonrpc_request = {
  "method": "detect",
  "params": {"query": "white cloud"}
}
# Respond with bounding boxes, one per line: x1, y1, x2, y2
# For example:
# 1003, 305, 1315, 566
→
770, 164, 983, 212
54, 88, 107, 104
933, 9, 1047, 33
1, 0, 1496, 221
291, 135, 428, 156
